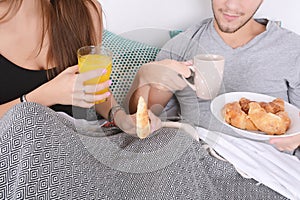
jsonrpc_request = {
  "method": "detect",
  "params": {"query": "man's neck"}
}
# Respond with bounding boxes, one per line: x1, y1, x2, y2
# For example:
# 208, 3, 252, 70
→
214, 19, 266, 49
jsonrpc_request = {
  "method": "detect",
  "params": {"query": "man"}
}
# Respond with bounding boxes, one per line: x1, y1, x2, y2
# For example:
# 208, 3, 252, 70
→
128, 0, 300, 153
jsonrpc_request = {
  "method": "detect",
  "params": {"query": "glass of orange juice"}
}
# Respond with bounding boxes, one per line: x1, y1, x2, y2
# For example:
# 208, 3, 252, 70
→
77, 45, 112, 104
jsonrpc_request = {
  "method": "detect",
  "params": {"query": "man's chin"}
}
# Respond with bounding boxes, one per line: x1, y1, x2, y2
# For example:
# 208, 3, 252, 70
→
218, 25, 239, 34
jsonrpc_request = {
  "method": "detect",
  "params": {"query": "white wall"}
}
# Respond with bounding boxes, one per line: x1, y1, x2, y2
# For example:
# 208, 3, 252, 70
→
99, 0, 300, 35
256, 0, 300, 34
100, 0, 210, 34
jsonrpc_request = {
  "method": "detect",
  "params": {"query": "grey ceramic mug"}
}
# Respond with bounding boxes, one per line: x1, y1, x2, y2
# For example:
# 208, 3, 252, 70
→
182, 54, 224, 99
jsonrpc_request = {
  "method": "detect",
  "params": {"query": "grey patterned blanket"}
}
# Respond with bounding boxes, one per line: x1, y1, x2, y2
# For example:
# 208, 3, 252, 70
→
0, 103, 287, 199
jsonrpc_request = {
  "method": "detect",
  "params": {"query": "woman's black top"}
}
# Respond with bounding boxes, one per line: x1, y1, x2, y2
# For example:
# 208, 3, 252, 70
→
0, 54, 86, 117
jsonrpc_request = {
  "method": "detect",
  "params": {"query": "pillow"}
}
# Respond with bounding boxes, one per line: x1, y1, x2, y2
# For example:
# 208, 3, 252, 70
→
169, 30, 183, 38
102, 30, 161, 105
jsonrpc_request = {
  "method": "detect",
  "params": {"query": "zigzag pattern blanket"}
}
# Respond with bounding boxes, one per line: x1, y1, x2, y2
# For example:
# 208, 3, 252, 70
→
0, 103, 286, 199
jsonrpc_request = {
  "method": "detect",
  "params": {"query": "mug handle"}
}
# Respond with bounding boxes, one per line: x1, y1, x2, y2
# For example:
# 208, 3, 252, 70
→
181, 66, 196, 91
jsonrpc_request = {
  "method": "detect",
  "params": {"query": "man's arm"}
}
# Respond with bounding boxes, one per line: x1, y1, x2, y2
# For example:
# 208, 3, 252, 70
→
125, 60, 192, 116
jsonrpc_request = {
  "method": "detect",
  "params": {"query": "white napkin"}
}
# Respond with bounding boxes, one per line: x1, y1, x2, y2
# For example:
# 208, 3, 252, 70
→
196, 127, 300, 200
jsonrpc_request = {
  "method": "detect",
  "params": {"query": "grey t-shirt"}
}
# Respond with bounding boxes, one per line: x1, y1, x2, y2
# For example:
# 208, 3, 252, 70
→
156, 18, 300, 135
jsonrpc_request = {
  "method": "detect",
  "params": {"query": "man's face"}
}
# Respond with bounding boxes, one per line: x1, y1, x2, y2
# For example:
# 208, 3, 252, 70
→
212, 0, 263, 33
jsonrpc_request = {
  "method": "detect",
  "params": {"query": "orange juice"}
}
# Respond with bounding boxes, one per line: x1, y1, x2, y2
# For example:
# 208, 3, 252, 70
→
77, 46, 112, 104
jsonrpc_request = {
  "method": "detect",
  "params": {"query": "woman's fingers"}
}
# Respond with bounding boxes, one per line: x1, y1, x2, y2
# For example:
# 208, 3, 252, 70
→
82, 91, 111, 103
77, 68, 107, 83
83, 80, 112, 93
72, 91, 111, 108
50, 65, 112, 107
72, 77, 112, 107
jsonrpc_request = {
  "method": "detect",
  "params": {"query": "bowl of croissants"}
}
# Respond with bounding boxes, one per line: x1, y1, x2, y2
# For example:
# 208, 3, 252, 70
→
210, 92, 300, 140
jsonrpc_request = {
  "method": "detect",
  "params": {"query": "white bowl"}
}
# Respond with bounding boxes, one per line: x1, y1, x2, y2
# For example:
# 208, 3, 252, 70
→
210, 92, 300, 141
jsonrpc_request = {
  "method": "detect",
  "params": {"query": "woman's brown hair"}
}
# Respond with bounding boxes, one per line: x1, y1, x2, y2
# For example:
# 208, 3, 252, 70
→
0, 0, 103, 78
0, 0, 22, 22
48, 0, 103, 78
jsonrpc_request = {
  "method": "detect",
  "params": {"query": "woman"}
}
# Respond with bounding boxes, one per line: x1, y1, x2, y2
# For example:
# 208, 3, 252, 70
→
0, 0, 288, 199
0, 0, 160, 134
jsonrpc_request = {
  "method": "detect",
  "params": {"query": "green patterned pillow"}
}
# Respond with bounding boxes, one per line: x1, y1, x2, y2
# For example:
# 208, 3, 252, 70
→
169, 30, 183, 38
102, 30, 160, 105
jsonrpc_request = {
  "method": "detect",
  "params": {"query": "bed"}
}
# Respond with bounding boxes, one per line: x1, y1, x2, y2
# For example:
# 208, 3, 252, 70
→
98, 1, 300, 199
1, 1, 299, 199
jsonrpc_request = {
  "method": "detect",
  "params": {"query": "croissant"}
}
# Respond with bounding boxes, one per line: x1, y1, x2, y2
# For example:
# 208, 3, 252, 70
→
239, 97, 284, 114
223, 101, 258, 131
136, 96, 151, 139
248, 102, 290, 135
259, 98, 285, 114
223, 97, 291, 135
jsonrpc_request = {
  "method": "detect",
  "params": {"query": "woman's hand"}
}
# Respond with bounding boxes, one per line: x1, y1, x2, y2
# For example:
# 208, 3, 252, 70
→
269, 134, 300, 152
44, 65, 111, 108
114, 109, 162, 136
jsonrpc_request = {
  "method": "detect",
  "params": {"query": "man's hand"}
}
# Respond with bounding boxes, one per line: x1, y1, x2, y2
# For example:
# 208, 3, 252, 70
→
269, 134, 300, 152
135, 59, 192, 92
125, 59, 193, 115
113, 109, 162, 137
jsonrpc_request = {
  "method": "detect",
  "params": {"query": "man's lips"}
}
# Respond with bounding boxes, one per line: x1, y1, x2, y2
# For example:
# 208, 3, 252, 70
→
223, 12, 240, 21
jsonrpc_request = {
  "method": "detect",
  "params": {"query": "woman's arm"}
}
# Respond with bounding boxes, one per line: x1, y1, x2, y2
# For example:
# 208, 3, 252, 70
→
0, 65, 111, 118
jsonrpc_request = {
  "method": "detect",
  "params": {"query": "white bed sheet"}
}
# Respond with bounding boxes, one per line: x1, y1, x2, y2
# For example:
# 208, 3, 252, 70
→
197, 127, 300, 200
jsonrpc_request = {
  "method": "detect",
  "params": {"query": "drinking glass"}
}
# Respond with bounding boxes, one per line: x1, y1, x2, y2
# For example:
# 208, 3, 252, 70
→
77, 45, 112, 104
